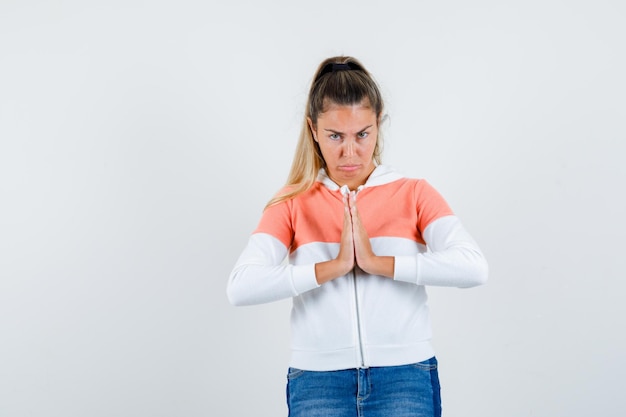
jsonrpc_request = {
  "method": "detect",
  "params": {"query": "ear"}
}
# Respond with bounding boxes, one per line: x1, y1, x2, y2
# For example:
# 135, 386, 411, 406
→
307, 117, 318, 142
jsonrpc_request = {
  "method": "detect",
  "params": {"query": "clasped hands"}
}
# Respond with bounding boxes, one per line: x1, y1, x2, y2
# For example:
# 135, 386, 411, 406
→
314, 190, 394, 285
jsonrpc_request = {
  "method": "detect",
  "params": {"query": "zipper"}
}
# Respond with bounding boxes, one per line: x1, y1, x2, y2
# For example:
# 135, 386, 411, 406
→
352, 267, 367, 368
342, 184, 367, 369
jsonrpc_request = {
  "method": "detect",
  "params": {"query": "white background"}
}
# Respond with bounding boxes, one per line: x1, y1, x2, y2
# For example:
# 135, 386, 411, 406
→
1, 1, 625, 416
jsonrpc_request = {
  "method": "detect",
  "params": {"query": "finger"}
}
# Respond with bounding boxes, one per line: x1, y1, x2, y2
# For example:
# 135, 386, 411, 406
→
341, 192, 353, 234
349, 191, 357, 213
340, 193, 355, 263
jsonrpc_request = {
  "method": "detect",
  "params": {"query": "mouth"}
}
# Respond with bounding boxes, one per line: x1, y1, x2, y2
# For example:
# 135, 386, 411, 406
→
338, 165, 361, 172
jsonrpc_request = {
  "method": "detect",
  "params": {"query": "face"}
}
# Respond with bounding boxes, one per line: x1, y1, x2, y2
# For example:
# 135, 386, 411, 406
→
308, 102, 379, 190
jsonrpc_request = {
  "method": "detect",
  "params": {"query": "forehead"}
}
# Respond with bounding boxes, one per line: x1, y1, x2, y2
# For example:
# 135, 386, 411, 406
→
317, 101, 378, 127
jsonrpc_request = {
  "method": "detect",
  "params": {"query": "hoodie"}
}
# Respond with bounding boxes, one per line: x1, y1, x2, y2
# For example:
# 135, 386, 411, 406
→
227, 165, 487, 371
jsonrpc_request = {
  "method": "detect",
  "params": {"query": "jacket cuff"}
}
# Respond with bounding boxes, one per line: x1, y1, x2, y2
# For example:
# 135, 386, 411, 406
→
291, 264, 320, 295
393, 256, 418, 284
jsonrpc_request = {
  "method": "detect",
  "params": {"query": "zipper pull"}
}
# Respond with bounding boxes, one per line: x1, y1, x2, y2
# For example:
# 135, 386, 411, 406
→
340, 184, 365, 196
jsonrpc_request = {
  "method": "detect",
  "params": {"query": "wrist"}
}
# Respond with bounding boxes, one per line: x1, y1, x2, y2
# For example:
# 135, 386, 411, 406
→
315, 258, 354, 285
360, 255, 395, 278
336, 257, 354, 276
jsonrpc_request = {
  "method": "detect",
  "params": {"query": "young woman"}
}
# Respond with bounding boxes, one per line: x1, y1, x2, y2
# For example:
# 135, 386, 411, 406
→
227, 56, 488, 417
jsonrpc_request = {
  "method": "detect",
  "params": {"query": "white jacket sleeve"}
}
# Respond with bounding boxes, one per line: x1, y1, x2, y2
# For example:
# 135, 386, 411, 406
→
393, 215, 488, 288
227, 233, 320, 306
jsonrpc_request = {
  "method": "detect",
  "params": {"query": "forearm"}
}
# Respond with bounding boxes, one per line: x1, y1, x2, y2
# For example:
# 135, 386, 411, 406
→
314, 259, 349, 284
394, 247, 487, 287
227, 233, 319, 306
358, 255, 395, 278
394, 216, 488, 288
228, 263, 317, 305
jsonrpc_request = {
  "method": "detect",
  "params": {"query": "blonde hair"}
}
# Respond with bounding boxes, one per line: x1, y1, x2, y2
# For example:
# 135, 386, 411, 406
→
266, 56, 385, 208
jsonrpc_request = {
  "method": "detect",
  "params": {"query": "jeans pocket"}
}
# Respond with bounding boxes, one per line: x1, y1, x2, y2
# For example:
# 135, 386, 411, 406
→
287, 367, 305, 380
411, 356, 438, 371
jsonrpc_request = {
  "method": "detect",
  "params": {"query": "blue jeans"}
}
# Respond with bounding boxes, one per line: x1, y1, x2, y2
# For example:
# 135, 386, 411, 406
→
286, 357, 441, 417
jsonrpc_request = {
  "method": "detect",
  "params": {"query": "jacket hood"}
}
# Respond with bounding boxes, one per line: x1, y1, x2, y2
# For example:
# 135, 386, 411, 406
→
316, 164, 405, 191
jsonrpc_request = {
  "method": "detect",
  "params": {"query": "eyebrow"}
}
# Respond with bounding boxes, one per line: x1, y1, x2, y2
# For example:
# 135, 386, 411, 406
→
323, 125, 374, 135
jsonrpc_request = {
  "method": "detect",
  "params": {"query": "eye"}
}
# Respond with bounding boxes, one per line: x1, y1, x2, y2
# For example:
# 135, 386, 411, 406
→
357, 131, 369, 139
329, 133, 341, 141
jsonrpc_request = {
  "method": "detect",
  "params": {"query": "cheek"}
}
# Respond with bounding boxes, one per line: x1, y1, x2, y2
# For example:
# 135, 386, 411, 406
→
319, 142, 338, 155
363, 138, 377, 154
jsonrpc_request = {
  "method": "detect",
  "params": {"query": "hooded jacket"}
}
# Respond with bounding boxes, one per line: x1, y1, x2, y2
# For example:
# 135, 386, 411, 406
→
227, 165, 487, 371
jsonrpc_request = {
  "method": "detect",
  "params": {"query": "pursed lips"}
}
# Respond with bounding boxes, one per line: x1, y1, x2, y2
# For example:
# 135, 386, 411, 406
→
338, 164, 361, 172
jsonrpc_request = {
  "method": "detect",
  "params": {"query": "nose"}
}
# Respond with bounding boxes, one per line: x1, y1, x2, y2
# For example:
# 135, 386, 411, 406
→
343, 139, 355, 157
